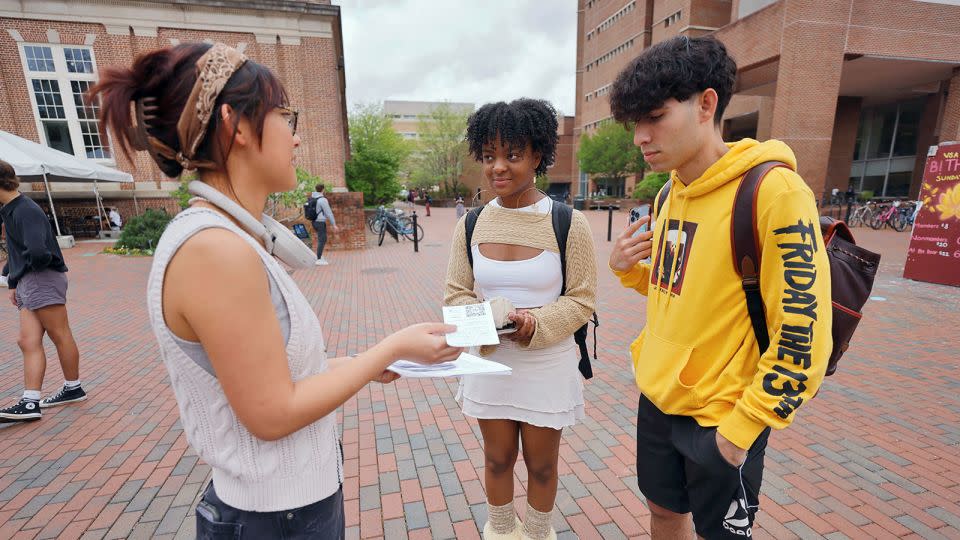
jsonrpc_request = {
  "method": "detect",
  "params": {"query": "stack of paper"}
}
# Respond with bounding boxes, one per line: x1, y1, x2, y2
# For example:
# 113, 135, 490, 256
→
387, 353, 512, 379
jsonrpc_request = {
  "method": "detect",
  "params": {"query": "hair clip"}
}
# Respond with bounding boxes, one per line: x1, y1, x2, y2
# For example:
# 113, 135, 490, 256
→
129, 96, 158, 151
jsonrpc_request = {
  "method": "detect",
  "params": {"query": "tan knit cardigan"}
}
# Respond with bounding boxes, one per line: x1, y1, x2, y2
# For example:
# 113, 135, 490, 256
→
444, 204, 598, 355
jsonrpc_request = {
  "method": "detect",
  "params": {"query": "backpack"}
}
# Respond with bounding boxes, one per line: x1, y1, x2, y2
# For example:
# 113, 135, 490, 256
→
655, 161, 881, 377
465, 202, 599, 379
303, 196, 319, 221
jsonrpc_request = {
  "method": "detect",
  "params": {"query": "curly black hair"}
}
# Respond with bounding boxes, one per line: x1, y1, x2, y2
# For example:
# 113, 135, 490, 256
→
465, 98, 559, 176
609, 36, 736, 125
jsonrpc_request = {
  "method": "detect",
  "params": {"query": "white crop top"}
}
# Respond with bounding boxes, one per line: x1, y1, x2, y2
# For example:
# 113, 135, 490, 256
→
472, 196, 563, 308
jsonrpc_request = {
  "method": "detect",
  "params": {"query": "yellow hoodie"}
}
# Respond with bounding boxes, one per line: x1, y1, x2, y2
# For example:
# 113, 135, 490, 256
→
613, 139, 832, 450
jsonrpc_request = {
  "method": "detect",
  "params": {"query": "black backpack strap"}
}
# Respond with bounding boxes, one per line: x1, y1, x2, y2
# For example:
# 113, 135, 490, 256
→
551, 201, 598, 378
551, 201, 573, 290
464, 206, 484, 267
655, 180, 672, 220
732, 161, 789, 355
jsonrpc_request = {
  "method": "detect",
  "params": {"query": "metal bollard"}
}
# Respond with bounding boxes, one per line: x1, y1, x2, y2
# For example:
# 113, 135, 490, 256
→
412, 211, 419, 253
607, 206, 614, 242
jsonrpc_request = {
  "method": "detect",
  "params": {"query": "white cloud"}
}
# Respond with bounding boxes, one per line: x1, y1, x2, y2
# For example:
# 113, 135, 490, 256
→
335, 0, 577, 115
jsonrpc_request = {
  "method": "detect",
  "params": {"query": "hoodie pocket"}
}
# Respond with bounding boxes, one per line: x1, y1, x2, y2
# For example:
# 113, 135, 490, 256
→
632, 331, 702, 412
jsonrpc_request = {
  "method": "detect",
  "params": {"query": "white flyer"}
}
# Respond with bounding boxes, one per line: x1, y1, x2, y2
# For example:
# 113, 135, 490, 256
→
442, 301, 500, 347
387, 352, 512, 378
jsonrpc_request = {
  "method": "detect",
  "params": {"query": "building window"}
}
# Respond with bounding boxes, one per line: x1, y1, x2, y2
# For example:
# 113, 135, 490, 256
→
19, 43, 111, 160
850, 98, 925, 197
665, 11, 682, 27
64, 48, 94, 74
24, 45, 55, 72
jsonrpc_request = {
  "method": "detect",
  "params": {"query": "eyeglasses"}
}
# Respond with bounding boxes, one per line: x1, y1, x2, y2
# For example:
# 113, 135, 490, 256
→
278, 106, 299, 135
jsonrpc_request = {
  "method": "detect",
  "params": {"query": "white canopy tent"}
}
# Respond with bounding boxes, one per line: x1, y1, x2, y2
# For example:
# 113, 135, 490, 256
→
0, 130, 133, 239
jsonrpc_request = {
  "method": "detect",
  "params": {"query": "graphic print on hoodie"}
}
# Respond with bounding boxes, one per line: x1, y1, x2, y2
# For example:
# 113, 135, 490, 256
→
652, 220, 698, 295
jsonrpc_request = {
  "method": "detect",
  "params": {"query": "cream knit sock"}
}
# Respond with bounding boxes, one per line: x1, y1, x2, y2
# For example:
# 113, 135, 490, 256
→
488, 501, 518, 534
521, 503, 552, 539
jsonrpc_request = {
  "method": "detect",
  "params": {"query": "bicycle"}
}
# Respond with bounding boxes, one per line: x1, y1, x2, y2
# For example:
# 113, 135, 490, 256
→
869, 201, 908, 232
377, 209, 424, 246
368, 206, 410, 234
847, 200, 876, 227
367, 206, 387, 233
898, 201, 919, 229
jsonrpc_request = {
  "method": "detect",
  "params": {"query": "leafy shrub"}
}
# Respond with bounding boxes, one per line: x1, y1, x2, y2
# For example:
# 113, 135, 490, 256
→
116, 209, 172, 251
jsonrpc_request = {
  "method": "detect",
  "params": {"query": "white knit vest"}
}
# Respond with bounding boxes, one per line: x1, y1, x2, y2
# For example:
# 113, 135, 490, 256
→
146, 208, 342, 512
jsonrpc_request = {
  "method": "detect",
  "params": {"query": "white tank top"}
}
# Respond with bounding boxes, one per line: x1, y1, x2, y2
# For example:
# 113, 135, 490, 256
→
472, 197, 563, 308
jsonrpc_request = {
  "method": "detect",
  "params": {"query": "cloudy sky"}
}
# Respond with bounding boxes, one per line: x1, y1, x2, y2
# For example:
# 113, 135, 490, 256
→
335, 0, 578, 115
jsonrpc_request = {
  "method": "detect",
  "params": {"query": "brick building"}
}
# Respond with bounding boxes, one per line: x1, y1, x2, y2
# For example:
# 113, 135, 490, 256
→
0, 0, 356, 245
574, 0, 960, 200
547, 115, 577, 199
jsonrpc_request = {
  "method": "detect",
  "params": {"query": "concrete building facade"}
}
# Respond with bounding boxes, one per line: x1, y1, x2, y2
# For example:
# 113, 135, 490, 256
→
574, 0, 960, 200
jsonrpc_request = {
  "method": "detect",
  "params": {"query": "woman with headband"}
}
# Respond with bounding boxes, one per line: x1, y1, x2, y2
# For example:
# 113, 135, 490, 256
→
444, 99, 598, 540
91, 43, 462, 538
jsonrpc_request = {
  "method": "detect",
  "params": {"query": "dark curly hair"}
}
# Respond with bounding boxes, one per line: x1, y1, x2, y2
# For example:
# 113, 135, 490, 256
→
466, 98, 559, 176
609, 36, 736, 125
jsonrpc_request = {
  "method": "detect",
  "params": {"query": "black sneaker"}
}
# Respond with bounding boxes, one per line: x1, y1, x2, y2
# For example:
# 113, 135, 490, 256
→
40, 386, 87, 408
0, 399, 42, 421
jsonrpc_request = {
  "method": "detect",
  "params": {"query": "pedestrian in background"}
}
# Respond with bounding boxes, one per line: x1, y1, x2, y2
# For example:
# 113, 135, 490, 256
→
0, 159, 86, 422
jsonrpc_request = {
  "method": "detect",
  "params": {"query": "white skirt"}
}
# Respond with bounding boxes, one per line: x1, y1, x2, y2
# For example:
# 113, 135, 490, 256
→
456, 337, 585, 430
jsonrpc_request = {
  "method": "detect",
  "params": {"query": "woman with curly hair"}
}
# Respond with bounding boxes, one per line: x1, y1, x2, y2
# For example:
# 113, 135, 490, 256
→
444, 99, 598, 540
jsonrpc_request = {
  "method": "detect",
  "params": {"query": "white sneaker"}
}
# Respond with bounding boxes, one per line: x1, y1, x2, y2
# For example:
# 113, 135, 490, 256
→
315, 259, 329, 266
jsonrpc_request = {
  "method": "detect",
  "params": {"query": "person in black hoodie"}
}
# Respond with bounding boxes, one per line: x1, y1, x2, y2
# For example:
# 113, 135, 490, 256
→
0, 159, 85, 422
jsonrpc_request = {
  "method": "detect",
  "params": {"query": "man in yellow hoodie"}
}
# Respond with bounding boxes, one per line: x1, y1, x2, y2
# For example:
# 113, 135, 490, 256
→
608, 36, 832, 539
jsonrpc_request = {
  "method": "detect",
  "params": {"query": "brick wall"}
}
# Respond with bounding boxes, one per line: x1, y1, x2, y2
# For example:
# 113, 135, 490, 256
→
0, 12, 348, 187
551, 116, 577, 188
291, 191, 365, 251
575, 0, 960, 202
22, 194, 180, 238
942, 69, 960, 143
0, 7, 365, 248
824, 96, 862, 196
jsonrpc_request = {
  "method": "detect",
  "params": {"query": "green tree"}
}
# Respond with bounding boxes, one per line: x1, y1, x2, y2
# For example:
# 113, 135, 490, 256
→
345, 103, 409, 204
632, 172, 670, 202
408, 103, 471, 197
577, 122, 646, 193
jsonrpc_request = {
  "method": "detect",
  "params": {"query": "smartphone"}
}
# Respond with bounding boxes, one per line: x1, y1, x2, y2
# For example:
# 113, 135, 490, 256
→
196, 500, 221, 522
629, 204, 651, 238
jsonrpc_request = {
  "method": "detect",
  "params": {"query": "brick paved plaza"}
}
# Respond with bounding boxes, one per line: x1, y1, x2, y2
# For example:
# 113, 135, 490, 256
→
1, 206, 959, 539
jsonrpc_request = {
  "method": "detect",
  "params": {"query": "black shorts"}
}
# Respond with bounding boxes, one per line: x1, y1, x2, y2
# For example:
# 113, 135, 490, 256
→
635, 395, 770, 539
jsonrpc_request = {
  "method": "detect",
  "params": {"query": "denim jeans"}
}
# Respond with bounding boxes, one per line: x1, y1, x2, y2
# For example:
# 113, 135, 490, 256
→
195, 482, 344, 539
